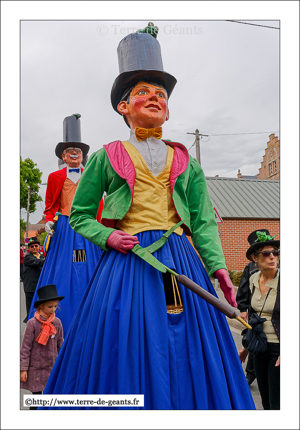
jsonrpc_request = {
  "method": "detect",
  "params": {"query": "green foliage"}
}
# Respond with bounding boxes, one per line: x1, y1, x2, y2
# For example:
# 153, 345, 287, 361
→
20, 157, 43, 213
38, 231, 47, 246
20, 219, 26, 242
229, 270, 243, 286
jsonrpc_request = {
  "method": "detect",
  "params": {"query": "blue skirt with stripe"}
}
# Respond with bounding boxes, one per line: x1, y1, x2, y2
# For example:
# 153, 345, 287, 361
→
28, 216, 103, 335
42, 230, 255, 410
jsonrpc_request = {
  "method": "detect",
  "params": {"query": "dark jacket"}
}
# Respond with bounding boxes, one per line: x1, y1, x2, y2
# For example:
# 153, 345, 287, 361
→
23, 252, 45, 293
236, 262, 259, 313
20, 316, 64, 392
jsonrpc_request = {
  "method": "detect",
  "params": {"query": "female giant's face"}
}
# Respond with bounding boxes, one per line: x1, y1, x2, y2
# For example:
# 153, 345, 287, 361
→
117, 81, 169, 129
253, 246, 279, 272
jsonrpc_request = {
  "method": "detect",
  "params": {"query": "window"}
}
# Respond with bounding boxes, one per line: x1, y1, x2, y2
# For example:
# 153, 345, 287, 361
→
274, 160, 277, 173
269, 163, 273, 175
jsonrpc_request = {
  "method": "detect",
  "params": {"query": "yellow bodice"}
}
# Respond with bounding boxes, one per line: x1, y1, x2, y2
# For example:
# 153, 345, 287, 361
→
116, 141, 183, 236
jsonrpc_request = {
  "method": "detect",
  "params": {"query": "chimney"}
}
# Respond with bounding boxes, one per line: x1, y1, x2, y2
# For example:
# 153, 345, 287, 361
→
237, 169, 242, 179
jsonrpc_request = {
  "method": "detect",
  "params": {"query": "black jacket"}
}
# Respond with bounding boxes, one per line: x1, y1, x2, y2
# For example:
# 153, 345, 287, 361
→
236, 262, 259, 313
23, 252, 45, 293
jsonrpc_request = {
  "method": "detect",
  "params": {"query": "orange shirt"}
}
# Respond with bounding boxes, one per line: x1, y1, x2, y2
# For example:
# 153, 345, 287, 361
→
60, 178, 79, 217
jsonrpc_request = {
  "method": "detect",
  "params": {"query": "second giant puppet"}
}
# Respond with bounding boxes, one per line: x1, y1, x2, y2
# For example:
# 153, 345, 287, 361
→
43, 25, 255, 410
28, 114, 103, 334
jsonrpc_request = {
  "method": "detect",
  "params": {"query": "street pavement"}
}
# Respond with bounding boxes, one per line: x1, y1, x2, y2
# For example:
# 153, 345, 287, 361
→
20, 281, 263, 410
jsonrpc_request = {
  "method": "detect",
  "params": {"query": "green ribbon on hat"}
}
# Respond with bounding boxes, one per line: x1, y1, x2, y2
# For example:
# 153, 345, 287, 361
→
137, 22, 159, 39
255, 231, 276, 243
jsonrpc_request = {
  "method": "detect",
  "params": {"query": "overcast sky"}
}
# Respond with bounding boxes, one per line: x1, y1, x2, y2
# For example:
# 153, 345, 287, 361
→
20, 19, 281, 223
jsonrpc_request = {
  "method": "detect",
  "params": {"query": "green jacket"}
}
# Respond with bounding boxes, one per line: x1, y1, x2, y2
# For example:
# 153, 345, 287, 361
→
69, 140, 226, 276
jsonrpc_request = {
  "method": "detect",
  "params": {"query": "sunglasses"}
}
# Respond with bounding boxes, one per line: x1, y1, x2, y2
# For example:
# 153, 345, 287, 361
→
29, 245, 39, 248
255, 250, 280, 257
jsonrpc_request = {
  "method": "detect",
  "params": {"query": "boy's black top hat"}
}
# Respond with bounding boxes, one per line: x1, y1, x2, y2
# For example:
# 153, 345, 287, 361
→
111, 26, 177, 114
34, 284, 65, 308
27, 237, 40, 246
246, 229, 280, 260
55, 113, 90, 160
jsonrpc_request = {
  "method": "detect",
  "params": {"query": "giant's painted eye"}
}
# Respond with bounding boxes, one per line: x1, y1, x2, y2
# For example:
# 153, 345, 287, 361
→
138, 90, 147, 95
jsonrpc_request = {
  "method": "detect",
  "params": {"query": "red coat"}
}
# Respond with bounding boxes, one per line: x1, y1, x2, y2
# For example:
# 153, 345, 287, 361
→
44, 167, 104, 224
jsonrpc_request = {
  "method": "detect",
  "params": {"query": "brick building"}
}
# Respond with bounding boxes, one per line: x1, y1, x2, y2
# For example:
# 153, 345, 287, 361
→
206, 177, 280, 271
23, 216, 46, 239
257, 133, 280, 180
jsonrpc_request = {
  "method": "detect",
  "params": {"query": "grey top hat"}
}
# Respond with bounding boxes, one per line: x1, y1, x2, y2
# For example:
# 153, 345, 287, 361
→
55, 114, 90, 160
111, 24, 177, 114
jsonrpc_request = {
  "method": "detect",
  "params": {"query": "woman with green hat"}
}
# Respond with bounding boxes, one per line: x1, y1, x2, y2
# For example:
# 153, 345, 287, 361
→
238, 229, 280, 410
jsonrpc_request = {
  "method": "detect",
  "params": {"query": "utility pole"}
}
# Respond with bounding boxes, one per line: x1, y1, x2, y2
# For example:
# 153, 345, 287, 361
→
187, 129, 208, 165
25, 185, 31, 238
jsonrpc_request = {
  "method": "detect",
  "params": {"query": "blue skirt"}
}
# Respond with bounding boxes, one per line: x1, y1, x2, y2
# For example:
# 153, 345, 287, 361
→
43, 230, 255, 410
28, 216, 103, 335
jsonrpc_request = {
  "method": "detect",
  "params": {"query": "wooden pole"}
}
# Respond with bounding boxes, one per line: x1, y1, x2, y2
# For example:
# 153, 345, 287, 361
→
25, 185, 30, 238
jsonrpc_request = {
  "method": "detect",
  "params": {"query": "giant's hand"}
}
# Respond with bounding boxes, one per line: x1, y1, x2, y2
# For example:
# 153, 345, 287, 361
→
106, 230, 139, 255
214, 268, 237, 307
45, 221, 54, 235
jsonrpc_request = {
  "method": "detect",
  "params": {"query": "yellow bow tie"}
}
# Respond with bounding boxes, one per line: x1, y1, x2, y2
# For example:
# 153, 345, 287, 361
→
135, 127, 163, 142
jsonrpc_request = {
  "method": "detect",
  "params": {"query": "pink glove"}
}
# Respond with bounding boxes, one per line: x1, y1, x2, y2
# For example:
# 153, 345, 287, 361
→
106, 230, 139, 255
214, 269, 237, 308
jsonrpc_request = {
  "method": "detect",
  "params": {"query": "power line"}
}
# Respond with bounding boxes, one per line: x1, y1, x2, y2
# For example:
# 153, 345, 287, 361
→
226, 20, 280, 30
207, 131, 280, 137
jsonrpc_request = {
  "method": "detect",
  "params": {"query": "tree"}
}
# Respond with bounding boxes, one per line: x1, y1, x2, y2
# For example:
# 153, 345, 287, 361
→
20, 219, 26, 242
36, 227, 47, 245
20, 157, 43, 213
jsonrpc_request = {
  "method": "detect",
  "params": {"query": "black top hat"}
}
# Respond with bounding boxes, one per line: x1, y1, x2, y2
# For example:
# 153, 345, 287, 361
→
34, 284, 65, 308
246, 229, 280, 260
111, 26, 177, 114
27, 237, 40, 247
55, 114, 90, 160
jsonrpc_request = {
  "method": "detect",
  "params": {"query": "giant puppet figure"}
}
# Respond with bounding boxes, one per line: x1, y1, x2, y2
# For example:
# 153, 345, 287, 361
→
28, 114, 103, 335
43, 25, 255, 410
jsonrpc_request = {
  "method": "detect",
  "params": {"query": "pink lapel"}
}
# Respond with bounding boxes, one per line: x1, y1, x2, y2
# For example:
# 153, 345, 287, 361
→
162, 140, 189, 194
104, 141, 136, 196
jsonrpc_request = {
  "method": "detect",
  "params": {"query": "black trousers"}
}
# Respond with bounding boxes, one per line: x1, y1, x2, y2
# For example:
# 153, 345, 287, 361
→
254, 342, 280, 410
246, 352, 255, 379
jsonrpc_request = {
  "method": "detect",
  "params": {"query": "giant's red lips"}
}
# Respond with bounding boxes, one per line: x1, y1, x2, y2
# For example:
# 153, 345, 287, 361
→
144, 103, 162, 110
